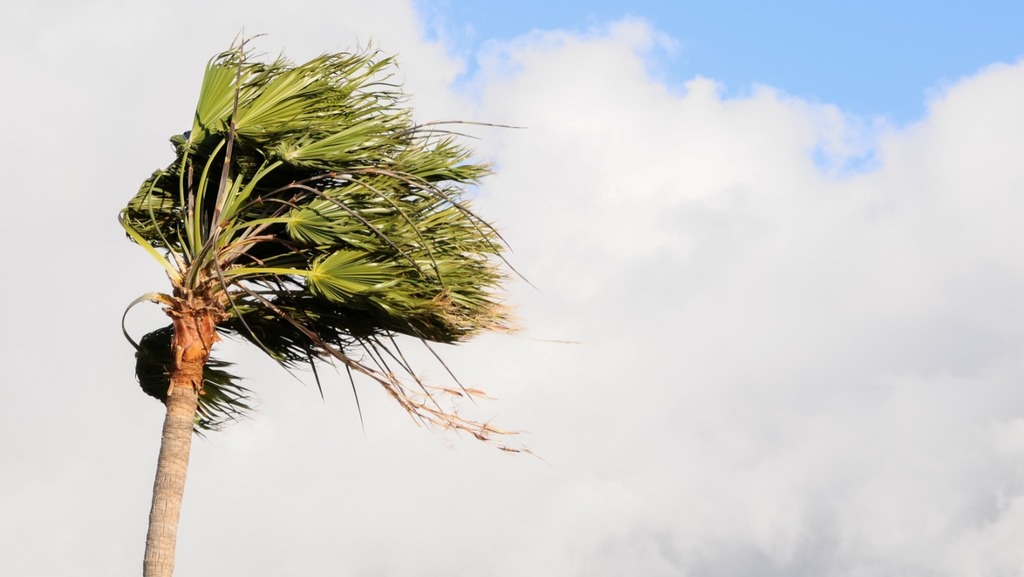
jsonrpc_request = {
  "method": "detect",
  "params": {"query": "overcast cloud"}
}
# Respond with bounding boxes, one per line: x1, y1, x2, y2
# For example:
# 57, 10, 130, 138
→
1, 2, 1024, 576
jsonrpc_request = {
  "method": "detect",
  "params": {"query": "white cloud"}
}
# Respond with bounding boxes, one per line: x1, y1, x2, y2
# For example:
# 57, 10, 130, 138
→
2, 3, 1024, 576
462, 21, 1024, 576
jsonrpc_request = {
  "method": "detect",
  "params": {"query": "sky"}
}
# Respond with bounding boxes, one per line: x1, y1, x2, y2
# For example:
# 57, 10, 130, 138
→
421, 0, 1024, 123
1, 1, 1023, 575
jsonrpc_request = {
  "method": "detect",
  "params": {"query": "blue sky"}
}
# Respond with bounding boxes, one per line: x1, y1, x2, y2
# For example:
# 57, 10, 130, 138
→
420, 0, 1024, 123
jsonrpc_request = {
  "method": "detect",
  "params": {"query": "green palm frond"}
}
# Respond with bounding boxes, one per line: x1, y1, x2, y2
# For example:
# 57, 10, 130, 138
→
122, 39, 519, 447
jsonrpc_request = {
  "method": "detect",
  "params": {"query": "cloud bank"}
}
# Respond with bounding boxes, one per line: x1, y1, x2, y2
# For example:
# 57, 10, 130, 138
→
461, 21, 1024, 576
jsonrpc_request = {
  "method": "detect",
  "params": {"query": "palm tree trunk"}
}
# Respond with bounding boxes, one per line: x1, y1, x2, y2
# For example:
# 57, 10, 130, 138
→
143, 310, 218, 577
143, 383, 199, 577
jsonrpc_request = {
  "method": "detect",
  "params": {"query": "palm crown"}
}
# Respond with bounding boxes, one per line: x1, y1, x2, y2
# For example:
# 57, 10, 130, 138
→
121, 41, 515, 438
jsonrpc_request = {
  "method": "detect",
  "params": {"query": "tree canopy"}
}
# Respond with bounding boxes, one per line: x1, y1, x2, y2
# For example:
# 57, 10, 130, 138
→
121, 41, 517, 442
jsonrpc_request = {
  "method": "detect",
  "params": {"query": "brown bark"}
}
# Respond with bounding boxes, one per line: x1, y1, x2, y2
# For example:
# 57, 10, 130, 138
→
143, 310, 218, 577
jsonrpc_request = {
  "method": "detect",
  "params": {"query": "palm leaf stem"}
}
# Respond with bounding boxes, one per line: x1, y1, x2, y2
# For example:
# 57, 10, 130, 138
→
119, 211, 183, 283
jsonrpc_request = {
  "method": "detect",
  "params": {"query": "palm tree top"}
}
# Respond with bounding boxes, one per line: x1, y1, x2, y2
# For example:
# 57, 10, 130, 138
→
121, 38, 520, 446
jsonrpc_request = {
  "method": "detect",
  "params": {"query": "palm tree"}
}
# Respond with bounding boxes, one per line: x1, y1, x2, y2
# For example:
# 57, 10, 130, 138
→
121, 38, 518, 577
